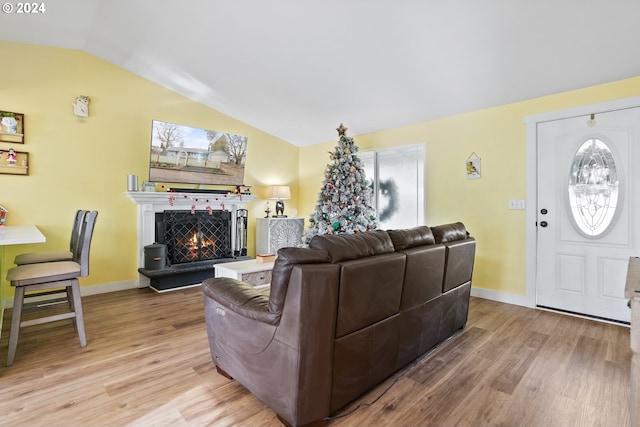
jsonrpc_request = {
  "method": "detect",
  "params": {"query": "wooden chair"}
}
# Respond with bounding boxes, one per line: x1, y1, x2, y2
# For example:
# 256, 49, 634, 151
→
14, 210, 88, 265
6, 211, 98, 366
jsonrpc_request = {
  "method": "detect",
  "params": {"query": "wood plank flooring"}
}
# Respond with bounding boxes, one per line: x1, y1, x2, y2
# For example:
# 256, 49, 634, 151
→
0, 287, 632, 426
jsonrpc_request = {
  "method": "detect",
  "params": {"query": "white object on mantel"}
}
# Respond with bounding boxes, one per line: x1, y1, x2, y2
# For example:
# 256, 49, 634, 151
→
124, 191, 255, 288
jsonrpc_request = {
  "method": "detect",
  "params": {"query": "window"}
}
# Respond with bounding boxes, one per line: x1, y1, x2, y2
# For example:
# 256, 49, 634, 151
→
361, 143, 425, 229
567, 138, 619, 237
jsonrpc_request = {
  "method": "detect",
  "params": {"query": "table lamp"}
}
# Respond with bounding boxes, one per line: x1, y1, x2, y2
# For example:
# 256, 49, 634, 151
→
268, 185, 291, 218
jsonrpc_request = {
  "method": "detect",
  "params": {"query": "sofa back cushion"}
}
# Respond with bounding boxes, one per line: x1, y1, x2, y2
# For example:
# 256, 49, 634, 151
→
430, 222, 475, 292
387, 226, 435, 251
269, 247, 331, 315
399, 244, 445, 310
309, 230, 394, 262
431, 222, 469, 243
441, 238, 476, 292
387, 226, 443, 309
335, 252, 406, 338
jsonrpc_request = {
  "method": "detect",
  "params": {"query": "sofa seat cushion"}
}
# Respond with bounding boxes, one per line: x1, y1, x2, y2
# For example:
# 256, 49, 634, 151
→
309, 230, 394, 262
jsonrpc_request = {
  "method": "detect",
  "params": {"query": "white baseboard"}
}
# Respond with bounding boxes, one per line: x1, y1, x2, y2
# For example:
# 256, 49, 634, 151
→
3, 280, 139, 309
470, 286, 533, 308
80, 280, 138, 296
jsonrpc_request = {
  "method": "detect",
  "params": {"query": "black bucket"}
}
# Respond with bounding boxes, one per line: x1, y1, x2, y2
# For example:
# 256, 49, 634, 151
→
144, 243, 166, 270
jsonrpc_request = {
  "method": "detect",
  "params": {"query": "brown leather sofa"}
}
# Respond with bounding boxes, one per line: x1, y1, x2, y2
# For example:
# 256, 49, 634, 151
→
202, 222, 475, 426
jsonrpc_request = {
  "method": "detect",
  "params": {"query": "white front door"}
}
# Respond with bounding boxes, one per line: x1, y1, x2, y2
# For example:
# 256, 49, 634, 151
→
536, 107, 640, 323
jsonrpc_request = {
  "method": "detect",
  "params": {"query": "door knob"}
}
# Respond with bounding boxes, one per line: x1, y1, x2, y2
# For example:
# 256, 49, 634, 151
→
540, 221, 548, 227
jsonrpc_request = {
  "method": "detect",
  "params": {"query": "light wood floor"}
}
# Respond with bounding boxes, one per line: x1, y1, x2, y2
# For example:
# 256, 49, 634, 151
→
0, 287, 632, 427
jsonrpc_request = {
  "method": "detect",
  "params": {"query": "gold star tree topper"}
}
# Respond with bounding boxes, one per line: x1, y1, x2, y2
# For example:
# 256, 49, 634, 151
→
336, 123, 348, 136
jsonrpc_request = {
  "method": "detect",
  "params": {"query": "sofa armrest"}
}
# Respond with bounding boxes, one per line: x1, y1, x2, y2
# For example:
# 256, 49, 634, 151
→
202, 277, 280, 325
204, 263, 341, 426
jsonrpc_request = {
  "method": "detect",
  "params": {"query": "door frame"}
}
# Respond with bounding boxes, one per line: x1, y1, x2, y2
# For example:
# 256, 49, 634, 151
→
524, 96, 640, 308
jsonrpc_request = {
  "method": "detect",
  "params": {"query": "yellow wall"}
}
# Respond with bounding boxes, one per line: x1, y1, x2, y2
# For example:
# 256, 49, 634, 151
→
299, 76, 640, 297
4, 40, 640, 303
0, 41, 298, 298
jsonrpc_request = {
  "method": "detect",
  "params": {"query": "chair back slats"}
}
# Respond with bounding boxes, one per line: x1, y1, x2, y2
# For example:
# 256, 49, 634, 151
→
13, 209, 89, 266
75, 210, 98, 277
70, 210, 88, 258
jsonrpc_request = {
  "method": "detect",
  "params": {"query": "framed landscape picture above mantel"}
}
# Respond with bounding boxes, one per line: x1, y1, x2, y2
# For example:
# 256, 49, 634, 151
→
148, 120, 248, 186
0, 111, 25, 144
0, 149, 29, 175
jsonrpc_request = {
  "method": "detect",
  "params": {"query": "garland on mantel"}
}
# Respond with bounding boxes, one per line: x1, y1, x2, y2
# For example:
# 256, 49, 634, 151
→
163, 188, 243, 215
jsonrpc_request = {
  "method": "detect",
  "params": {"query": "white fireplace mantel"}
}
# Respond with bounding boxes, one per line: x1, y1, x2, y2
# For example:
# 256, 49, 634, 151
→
125, 191, 255, 287
125, 191, 254, 207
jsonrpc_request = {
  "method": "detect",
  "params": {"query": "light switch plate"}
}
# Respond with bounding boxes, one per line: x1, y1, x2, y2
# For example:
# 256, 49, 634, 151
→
508, 199, 525, 210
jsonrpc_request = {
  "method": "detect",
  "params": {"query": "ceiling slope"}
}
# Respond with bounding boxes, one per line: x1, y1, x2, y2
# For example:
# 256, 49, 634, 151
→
2, 0, 640, 146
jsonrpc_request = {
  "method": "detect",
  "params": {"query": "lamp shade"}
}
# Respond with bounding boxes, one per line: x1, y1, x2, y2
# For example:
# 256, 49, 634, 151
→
268, 185, 291, 200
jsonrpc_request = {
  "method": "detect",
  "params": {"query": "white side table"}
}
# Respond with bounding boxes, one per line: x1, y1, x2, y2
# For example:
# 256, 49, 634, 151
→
214, 259, 275, 290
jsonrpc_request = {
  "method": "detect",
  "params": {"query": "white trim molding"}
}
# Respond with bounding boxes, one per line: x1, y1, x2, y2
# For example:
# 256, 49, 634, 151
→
523, 96, 640, 309
471, 286, 531, 308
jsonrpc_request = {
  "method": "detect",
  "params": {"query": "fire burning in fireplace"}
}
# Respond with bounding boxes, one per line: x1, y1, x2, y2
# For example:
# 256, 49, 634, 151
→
181, 231, 217, 261
156, 210, 232, 265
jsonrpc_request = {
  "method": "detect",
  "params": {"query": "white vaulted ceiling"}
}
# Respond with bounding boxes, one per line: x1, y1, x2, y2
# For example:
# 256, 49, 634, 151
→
2, 0, 640, 146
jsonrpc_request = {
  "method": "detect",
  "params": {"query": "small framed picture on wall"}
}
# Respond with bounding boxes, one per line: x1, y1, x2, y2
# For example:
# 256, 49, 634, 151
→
0, 148, 29, 175
466, 153, 481, 180
0, 111, 24, 144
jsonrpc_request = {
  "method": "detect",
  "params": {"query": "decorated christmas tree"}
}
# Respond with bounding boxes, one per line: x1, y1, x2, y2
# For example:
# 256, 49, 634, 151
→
304, 124, 377, 243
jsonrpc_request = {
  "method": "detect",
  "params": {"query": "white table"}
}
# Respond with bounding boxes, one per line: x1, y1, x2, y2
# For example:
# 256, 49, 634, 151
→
0, 225, 46, 337
215, 259, 275, 290
0, 225, 47, 246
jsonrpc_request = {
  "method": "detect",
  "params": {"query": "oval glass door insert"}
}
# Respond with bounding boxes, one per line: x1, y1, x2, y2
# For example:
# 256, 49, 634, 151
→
567, 138, 619, 237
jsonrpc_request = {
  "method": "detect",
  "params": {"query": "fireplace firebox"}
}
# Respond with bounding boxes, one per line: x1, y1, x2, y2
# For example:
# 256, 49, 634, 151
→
155, 210, 232, 265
